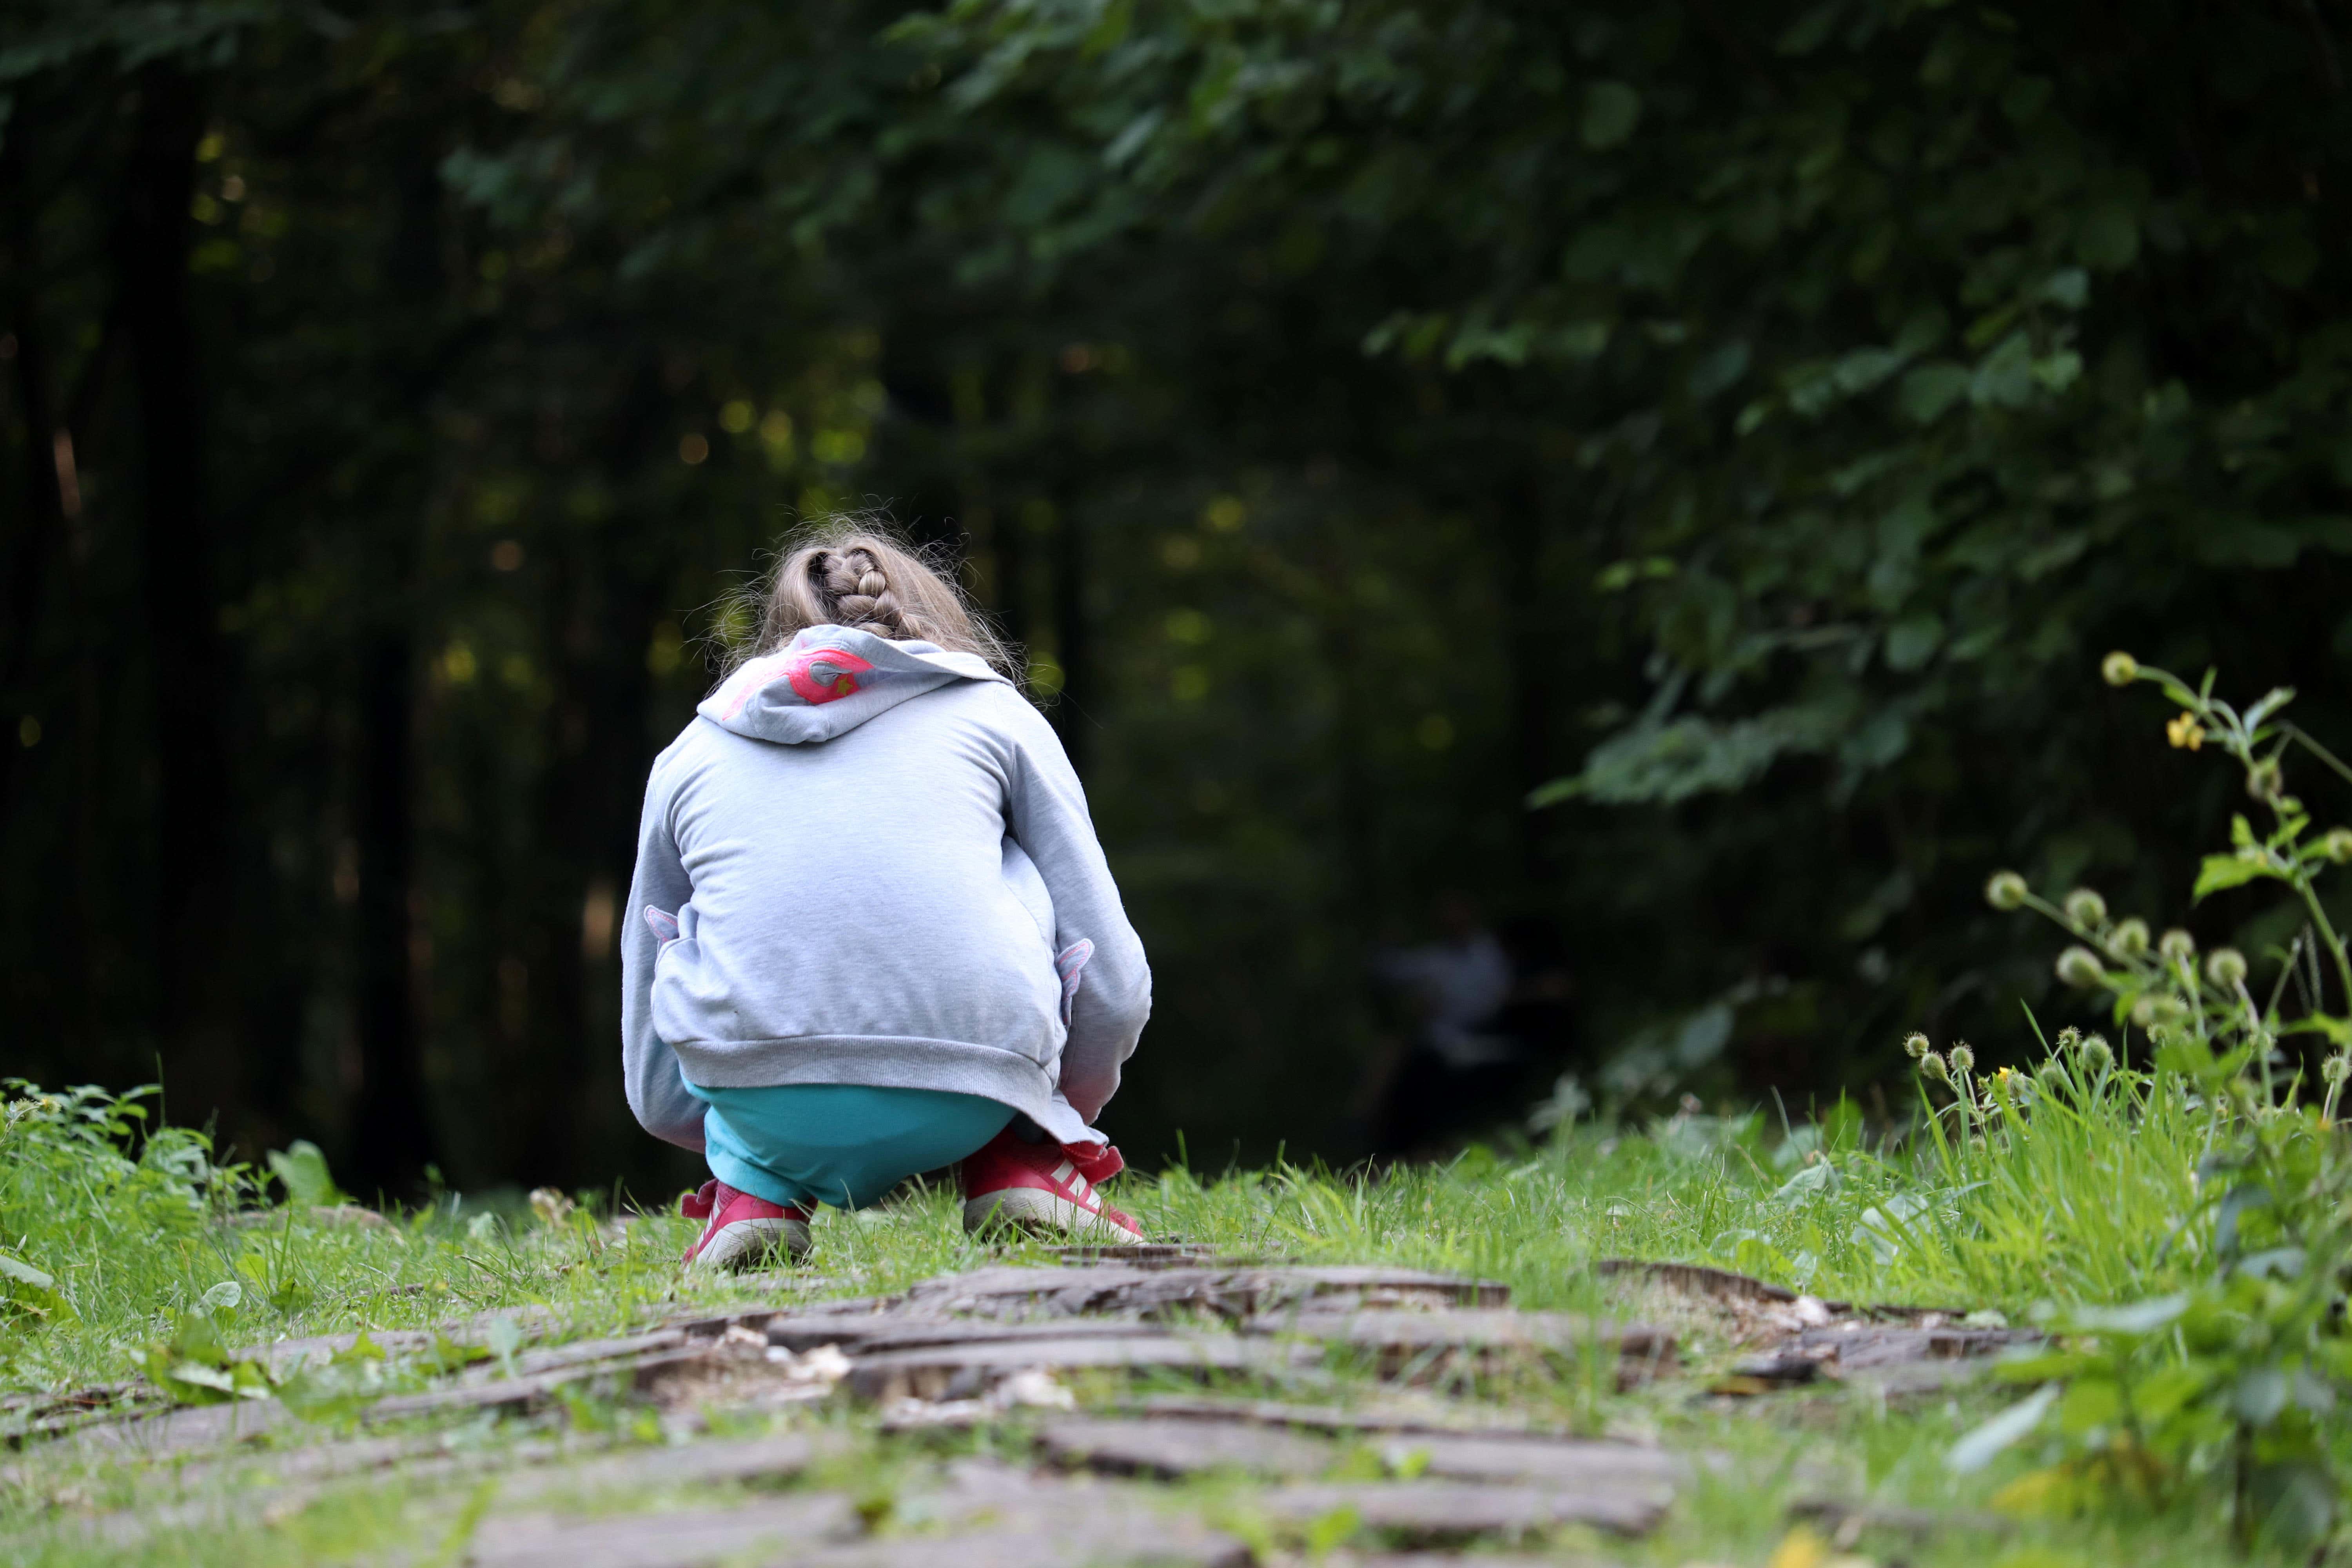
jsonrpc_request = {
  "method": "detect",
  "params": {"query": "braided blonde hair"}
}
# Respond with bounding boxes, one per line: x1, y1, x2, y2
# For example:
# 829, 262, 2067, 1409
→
739, 517, 1018, 679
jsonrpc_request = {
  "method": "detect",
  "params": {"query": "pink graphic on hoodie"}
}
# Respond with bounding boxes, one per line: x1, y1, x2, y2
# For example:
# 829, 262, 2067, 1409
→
784, 646, 873, 704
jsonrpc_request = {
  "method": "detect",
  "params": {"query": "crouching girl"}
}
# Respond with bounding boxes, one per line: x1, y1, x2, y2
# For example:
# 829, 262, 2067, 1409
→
621, 523, 1150, 1270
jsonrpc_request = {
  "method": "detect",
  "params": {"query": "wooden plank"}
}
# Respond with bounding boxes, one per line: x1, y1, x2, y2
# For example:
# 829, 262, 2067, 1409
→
466, 1493, 859, 1568
1597, 1258, 1971, 1325
1046, 1244, 1229, 1268
49, 1321, 673, 1457
1245, 1308, 1672, 1359
898, 1265, 1507, 1324
1793, 1323, 2038, 1371
64, 1396, 294, 1455
1788, 1495, 2014, 1539
1036, 1416, 1338, 1478
1596, 1258, 1801, 1305
1717, 1324, 2038, 1395
1129, 1394, 1571, 1440
1258, 1479, 1668, 1540
1040, 1414, 1688, 1491
774, 1316, 1200, 1357
368, 1344, 720, 1423
1375, 1434, 1688, 1490
845, 1335, 1315, 1402
458, 1329, 687, 1385
1268, 1268, 1511, 1310
232, 1305, 564, 1376
472, 1473, 1252, 1568
828, 1486, 1252, 1568
488, 1434, 820, 1504
668, 1290, 886, 1342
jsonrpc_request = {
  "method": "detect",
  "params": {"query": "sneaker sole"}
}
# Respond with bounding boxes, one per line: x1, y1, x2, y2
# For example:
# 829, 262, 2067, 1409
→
962, 1187, 1140, 1241
688, 1217, 812, 1272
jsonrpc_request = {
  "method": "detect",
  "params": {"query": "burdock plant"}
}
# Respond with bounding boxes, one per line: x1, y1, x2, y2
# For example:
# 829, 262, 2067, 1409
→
1982, 656, 2352, 1112
1933, 657, 2352, 1547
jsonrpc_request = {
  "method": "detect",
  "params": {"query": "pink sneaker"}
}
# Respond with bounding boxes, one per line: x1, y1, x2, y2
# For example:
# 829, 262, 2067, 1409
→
960, 1128, 1143, 1240
680, 1180, 812, 1271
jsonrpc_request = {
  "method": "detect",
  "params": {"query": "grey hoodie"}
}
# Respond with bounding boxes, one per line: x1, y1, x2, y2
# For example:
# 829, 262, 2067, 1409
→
621, 626, 1149, 1153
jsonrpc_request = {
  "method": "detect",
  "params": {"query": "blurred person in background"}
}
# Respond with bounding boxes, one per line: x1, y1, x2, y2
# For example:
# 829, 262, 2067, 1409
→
1365, 892, 1529, 1158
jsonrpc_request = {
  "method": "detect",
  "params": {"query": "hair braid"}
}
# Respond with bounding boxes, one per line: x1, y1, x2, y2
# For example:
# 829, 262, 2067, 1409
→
742, 515, 1019, 682
812, 547, 931, 642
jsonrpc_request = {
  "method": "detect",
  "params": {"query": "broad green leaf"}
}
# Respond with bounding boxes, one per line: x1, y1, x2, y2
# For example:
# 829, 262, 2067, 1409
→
2076, 199, 2140, 269
2233, 1367, 2290, 1425
1897, 363, 1971, 424
1884, 615, 1944, 671
2194, 853, 2275, 899
167, 1361, 240, 1396
0, 1252, 53, 1292
1771, 1160, 1837, 1205
267, 1140, 343, 1209
2058, 1376, 2122, 1436
2068, 1292, 2191, 1335
1581, 82, 1641, 149
1949, 1384, 2059, 1472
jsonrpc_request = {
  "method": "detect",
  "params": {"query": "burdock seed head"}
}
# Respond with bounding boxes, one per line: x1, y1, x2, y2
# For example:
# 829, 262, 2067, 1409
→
1902, 1031, 1931, 1060
2056, 945, 2107, 989
2205, 947, 2248, 988
2056, 1025, 2082, 1049
2063, 887, 2109, 928
2080, 1034, 2114, 1072
2107, 917, 2151, 958
2159, 928, 2197, 962
1921, 1051, 1950, 1083
2101, 651, 2138, 687
2325, 1055, 2352, 1088
1985, 871, 2029, 911
1949, 1043, 1976, 1074
2321, 828, 2352, 865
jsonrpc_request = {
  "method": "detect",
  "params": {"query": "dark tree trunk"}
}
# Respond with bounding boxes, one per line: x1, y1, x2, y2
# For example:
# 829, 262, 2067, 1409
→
347, 135, 450, 1198
351, 633, 433, 1195
0, 88, 79, 846
516, 359, 670, 1188
118, 65, 239, 1123
1499, 471, 1557, 886
1049, 495, 1090, 777
990, 494, 1031, 659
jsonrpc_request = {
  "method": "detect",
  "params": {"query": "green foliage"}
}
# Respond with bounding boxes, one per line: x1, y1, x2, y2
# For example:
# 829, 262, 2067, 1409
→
267, 1142, 343, 1210
1914, 665, 2352, 1546
0, 1084, 228, 1325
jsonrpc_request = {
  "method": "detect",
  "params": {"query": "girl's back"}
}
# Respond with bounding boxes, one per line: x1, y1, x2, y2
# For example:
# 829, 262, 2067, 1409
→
653, 668, 1082, 1074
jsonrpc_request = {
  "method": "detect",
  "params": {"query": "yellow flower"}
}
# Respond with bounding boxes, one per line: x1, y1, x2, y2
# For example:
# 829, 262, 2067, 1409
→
2166, 712, 2204, 750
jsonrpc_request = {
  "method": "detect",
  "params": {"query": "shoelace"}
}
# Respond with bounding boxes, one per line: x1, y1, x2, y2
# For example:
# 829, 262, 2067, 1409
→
1063, 1142, 1125, 1184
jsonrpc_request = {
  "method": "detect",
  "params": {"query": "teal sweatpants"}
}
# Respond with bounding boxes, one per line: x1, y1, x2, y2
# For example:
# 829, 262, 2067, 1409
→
685, 1082, 1013, 1212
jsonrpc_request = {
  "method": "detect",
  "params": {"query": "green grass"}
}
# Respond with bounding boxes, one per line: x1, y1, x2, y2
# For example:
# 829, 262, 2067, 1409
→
0, 1071, 2327, 1567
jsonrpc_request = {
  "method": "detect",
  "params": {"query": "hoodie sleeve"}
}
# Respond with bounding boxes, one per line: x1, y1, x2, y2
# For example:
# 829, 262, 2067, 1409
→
621, 750, 707, 1151
1001, 697, 1151, 1124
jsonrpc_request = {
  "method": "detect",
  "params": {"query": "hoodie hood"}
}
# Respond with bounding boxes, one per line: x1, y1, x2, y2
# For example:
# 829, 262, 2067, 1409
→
697, 625, 1007, 744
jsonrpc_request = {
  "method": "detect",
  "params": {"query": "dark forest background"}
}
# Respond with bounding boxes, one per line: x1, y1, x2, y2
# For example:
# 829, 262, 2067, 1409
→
5, 0, 2352, 1201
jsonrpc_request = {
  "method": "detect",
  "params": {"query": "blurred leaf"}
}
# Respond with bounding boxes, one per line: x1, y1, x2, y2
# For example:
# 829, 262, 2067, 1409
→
1950, 1384, 2060, 1472
1581, 81, 1641, 148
